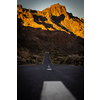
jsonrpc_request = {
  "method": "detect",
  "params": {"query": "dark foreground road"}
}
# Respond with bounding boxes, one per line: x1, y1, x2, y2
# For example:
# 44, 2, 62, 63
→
17, 52, 84, 100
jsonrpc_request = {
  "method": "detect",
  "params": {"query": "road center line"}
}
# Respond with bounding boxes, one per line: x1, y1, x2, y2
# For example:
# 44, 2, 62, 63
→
47, 65, 52, 70
40, 81, 76, 100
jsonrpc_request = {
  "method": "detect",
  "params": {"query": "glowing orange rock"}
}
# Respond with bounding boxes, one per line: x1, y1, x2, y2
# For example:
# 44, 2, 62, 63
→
17, 4, 84, 38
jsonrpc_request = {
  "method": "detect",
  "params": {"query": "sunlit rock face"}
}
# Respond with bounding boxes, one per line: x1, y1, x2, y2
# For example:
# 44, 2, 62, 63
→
17, 3, 84, 38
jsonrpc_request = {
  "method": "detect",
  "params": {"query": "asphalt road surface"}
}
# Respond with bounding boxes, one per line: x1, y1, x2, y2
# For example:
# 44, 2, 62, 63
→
17, 52, 84, 100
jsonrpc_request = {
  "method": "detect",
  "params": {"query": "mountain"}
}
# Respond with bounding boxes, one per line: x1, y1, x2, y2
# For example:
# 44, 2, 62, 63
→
17, 3, 84, 66
17, 3, 84, 38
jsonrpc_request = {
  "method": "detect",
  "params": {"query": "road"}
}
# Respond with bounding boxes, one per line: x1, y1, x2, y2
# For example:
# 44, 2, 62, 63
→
17, 52, 84, 100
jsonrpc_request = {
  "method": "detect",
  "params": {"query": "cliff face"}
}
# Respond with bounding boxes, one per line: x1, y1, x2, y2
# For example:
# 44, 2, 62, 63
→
17, 3, 84, 38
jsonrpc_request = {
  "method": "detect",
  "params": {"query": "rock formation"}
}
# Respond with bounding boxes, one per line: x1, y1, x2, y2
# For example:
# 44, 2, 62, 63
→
17, 3, 84, 38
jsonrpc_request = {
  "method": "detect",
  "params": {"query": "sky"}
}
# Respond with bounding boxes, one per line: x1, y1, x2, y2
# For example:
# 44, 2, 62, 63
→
17, 0, 84, 19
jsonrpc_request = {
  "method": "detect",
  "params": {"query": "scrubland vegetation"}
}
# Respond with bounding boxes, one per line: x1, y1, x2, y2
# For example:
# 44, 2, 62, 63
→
17, 49, 84, 66
50, 53, 84, 66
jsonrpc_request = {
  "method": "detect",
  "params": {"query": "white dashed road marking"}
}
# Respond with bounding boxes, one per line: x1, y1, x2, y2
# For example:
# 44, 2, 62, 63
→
40, 81, 77, 100
47, 65, 52, 70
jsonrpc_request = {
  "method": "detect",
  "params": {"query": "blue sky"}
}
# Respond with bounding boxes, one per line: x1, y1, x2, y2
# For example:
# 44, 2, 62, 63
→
17, 0, 84, 19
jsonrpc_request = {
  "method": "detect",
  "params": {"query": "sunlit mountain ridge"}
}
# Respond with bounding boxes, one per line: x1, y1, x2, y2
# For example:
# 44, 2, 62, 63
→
17, 3, 84, 38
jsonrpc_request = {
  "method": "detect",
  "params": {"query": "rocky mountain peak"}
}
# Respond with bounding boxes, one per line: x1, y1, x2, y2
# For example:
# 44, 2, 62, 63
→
42, 3, 67, 17
17, 4, 84, 38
